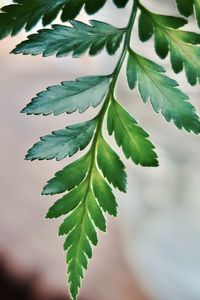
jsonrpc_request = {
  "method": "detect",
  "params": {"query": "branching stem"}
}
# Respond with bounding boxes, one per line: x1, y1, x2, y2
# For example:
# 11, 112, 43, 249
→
82, 0, 139, 218
90, 0, 138, 153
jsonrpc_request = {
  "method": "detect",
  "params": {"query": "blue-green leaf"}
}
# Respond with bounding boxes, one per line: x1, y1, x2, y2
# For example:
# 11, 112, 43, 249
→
26, 119, 97, 161
21, 76, 111, 116
12, 20, 125, 57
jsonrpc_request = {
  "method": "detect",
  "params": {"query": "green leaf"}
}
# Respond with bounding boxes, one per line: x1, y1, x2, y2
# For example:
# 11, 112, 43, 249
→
138, 10, 187, 44
175, 0, 193, 17
46, 180, 87, 219
96, 135, 127, 192
26, 119, 97, 161
138, 7, 200, 85
138, 9, 187, 59
86, 189, 106, 232
85, 0, 102, 14
167, 30, 200, 85
0, 0, 109, 39
21, 75, 111, 116
175, 0, 200, 27
138, 10, 154, 43
195, 0, 200, 27
42, 154, 90, 195
127, 50, 200, 133
12, 20, 125, 57
107, 99, 158, 167
45, 148, 113, 300
92, 166, 118, 216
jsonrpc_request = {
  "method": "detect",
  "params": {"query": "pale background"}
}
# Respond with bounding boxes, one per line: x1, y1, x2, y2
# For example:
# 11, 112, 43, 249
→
0, 0, 200, 299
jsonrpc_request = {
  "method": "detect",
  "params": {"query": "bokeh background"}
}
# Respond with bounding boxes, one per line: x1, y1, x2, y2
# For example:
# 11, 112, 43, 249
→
1, 0, 200, 299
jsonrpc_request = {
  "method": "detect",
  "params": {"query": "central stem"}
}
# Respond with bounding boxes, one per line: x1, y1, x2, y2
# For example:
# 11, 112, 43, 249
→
110, 0, 138, 92
76, 0, 138, 246
89, 0, 138, 174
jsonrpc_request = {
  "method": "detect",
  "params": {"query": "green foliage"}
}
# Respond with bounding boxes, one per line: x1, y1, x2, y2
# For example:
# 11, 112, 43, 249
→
2, 0, 200, 299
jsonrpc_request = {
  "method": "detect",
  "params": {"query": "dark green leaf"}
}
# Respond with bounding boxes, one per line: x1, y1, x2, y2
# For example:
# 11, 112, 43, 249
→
175, 0, 200, 27
42, 154, 90, 195
138, 11, 154, 42
87, 190, 106, 232
92, 167, 118, 216
138, 7, 200, 85
113, 0, 129, 8
107, 99, 158, 167
0, 0, 110, 39
138, 9, 187, 44
26, 119, 97, 161
46, 181, 87, 219
127, 50, 200, 133
59, 203, 84, 236
12, 20, 125, 57
96, 135, 127, 192
21, 75, 111, 116
175, 0, 193, 17
84, 0, 106, 14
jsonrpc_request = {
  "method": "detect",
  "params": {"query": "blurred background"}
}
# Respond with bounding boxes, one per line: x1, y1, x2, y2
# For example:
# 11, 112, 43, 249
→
1, 0, 200, 299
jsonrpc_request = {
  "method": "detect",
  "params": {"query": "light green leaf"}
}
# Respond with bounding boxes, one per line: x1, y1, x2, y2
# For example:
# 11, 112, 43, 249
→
21, 75, 111, 116
107, 99, 158, 167
12, 20, 125, 57
127, 50, 200, 133
96, 135, 127, 192
26, 119, 97, 161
